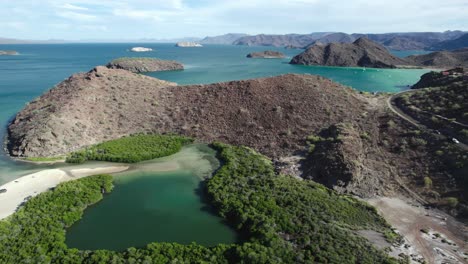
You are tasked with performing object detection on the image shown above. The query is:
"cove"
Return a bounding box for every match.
[65,144,238,251]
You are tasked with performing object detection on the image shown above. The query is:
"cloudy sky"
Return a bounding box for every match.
[1,0,467,40]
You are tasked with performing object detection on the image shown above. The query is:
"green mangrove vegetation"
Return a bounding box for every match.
[0,143,401,263]
[66,134,193,163]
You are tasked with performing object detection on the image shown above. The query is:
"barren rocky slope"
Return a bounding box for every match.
[106,57,183,73]
[290,38,408,68]
[405,48,468,68]
[7,67,368,159]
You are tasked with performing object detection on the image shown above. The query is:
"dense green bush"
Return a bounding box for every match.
[0,143,400,263]
[66,134,193,163]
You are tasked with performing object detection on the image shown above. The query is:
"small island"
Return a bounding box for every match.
[175,42,203,47]
[246,51,285,59]
[130,47,153,52]
[106,57,184,73]
[0,50,19,56]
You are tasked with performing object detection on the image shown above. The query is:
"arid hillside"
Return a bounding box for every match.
[8,67,368,159]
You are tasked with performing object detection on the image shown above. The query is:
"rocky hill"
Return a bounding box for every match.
[7,67,367,159]
[246,51,285,58]
[429,33,468,51]
[412,69,465,89]
[199,33,249,45]
[106,57,183,73]
[290,37,408,68]
[405,48,468,68]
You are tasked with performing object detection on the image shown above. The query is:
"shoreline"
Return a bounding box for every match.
[0,164,129,220]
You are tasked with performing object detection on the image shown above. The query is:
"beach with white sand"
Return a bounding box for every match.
[0,165,129,220]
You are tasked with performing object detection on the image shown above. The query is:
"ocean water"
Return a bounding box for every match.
[0,43,429,181]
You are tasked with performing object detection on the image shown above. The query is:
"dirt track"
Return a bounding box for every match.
[368,197,468,264]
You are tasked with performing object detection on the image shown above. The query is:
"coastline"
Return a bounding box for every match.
[0,164,129,220]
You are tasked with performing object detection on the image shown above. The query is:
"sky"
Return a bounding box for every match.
[0,0,467,40]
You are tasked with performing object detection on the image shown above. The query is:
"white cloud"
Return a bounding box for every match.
[0,0,466,39]
[61,3,89,11]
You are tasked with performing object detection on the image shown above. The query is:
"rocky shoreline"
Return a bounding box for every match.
[106,57,184,73]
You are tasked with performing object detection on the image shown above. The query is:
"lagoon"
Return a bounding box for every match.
[65,144,238,251]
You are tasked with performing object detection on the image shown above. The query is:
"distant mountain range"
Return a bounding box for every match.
[0,37,66,44]
[199,33,249,45]
[428,33,468,51]
[233,31,467,51]
[1,31,467,51]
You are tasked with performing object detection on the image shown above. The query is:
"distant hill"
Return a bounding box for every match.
[405,48,468,68]
[305,33,356,48]
[429,33,468,51]
[0,37,32,44]
[233,32,333,47]
[199,33,249,45]
[0,37,66,44]
[290,37,408,68]
[381,37,427,51]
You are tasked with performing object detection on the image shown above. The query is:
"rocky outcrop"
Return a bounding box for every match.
[290,37,408,68]
[246,51,285,58]
[412,68,465,89]
[405,48,468,68]
[0,50,18,55]
[106,58,183,73]
[7,69,368,158]
[175,42,202,47]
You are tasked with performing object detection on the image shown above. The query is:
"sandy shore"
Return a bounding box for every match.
[0,165,129,220]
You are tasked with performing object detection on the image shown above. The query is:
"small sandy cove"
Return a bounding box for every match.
[0,165,129,220]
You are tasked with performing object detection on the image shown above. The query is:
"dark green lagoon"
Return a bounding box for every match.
[66,144,238,251]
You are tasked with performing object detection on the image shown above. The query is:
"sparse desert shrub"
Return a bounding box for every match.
[444,197,459,208]
[423,177,433,189]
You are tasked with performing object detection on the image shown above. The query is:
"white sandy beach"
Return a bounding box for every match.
[0,165,129,220]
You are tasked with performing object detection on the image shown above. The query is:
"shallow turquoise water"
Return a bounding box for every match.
[66,144,238,251]
[0,43,429,180]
